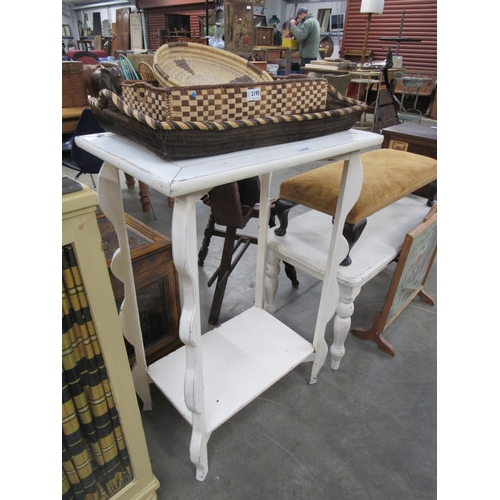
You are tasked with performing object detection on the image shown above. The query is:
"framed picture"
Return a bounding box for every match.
[254,14,267,27]
[164,14,191,36]
[224,1,254,56]
[62,24,72,37]
[351,205,437,356]
[317,9,331,32]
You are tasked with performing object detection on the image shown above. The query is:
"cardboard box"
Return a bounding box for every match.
[282,38,299,50]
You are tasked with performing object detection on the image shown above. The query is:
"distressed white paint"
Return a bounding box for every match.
[76,129,382,480]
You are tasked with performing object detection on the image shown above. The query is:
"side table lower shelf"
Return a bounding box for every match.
[147,306,314,434]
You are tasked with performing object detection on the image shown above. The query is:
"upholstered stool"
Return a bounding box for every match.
[274,148,437,266]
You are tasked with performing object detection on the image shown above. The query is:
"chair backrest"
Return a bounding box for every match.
[323,74,353,96]
[71,51,100,65]
[207,177,261,229]
[138,62,156,81]
[71,109,106,174]
[119,54,139,80]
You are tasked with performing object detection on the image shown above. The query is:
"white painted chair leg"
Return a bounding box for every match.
[264,246,280,313]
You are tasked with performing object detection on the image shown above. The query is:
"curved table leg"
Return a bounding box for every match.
[97,162,152,410]
[310,154,364,383]
[330,284,361,370]
[171,192,210,481]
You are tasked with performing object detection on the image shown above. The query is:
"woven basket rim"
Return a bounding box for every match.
[121,76,327,91]
[92,87,367,132]
[153,42,274,87]
[90,96,363,161]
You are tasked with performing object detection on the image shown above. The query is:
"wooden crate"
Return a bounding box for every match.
[97,211,182,365]
[255,26,275,46]
[62,61,88,108]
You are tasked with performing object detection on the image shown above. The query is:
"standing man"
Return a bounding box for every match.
[289,7,320,72]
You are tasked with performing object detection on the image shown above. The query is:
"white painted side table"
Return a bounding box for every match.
[76,129,382,481]
[264,194,431,369]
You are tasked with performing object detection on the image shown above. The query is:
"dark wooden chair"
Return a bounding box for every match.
[198,179,297,325]
[63,109,157,219]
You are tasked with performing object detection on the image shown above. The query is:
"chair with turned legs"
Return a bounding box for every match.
[265,148,437,368]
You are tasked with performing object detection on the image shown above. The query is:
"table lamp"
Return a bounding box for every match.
[360,0,384,67]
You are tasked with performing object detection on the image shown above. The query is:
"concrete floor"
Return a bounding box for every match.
[62,135,437,499]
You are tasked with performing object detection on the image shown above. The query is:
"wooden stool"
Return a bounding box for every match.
[265,148,437,369]
[274,148,437,267]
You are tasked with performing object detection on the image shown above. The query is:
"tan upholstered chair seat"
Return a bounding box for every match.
[279,148,437,225]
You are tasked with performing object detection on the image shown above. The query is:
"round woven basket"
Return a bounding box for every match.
[153,42,274,87]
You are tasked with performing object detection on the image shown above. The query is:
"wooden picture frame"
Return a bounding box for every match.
[62,24,72,37]
[317,9,332,32]
[224,1,254,56]
[352,205,437,356]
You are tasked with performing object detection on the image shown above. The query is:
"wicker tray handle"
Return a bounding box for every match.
[93,90,162,130]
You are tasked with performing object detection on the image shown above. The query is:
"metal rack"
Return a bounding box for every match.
[393,70,434,123]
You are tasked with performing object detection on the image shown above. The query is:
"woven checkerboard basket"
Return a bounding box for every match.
[90,85,368,161]
[121,78,330,122]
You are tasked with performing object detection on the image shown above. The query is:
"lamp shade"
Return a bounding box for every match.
[360,0,384,14]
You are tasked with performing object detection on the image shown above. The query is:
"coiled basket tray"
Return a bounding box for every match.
[153,42,274,87]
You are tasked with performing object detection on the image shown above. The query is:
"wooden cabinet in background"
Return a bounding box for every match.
[113,7,130,58]
[382,121,437,204]
[381,121,437,159]
[97,211,182,365]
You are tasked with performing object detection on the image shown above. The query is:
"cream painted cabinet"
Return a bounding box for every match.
[62,184,159,500]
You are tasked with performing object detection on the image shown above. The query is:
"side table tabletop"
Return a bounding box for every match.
[76,129,383,481]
